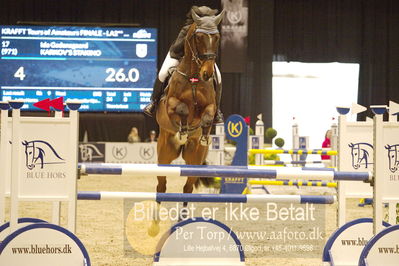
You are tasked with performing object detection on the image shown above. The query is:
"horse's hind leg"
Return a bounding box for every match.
[200,104,216,146]
[174,101,189,145]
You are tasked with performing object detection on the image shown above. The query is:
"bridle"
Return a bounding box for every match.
[185,27,219,70]
[176,25,219,113]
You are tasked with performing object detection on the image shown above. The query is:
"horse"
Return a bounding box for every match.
[348,142,373,169]
[149,10,224,236]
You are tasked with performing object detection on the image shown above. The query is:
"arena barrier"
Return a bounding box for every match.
[78,122,226,166]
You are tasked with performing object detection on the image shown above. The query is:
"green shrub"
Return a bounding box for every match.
[248,127,254,135]
[264,153,279,161]
[274,137,285,148]
[248,153,255,165]
[265,128,277,143]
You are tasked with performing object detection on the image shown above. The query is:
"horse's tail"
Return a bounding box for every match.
[194,161,217,188]
[195,177,217,188]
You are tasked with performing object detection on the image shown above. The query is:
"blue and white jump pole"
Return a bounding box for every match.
[79,163,371,182]
[77,191,335,204]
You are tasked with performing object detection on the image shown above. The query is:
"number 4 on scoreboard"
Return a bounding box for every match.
[14,66,26,81]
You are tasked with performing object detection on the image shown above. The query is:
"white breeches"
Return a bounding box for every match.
[158,52,222,84]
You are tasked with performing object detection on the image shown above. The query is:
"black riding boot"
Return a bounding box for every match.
[213,81,224,124]
[143,78,164,117]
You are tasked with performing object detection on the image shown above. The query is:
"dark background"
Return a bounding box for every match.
[1,0,398,141]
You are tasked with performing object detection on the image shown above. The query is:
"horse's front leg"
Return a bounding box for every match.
[200,104,216,146]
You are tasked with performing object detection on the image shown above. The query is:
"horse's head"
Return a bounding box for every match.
[188,9,225,81]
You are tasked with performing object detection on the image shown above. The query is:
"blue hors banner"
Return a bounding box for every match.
[0,25,157,112]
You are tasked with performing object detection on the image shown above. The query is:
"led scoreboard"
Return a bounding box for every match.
[0,25,157,111]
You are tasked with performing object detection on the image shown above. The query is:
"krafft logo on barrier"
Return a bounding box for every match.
[139,146,155,160]
[22,140,65,170]
[348,142,373,169]
[78,143,105,162]
[385,144,399,173]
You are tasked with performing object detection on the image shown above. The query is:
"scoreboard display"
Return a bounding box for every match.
[0,25,157,112]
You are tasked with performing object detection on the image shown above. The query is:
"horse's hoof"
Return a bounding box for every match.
[175,132,188,145]
[147,221,160,237]
[200,136,211,146]
[178,207,189,222]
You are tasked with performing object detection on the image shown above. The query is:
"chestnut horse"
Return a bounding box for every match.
[149,10,224,234]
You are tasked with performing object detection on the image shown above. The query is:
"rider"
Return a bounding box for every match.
[143,6,224,124]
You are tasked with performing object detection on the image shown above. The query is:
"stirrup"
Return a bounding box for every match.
[143,102,156,117]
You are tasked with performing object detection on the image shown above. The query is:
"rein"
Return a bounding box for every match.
[176,69,200,109]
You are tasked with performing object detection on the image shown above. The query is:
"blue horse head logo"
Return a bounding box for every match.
[22,140,65,170]
[348,142,373,169]
[385,144,399,173]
